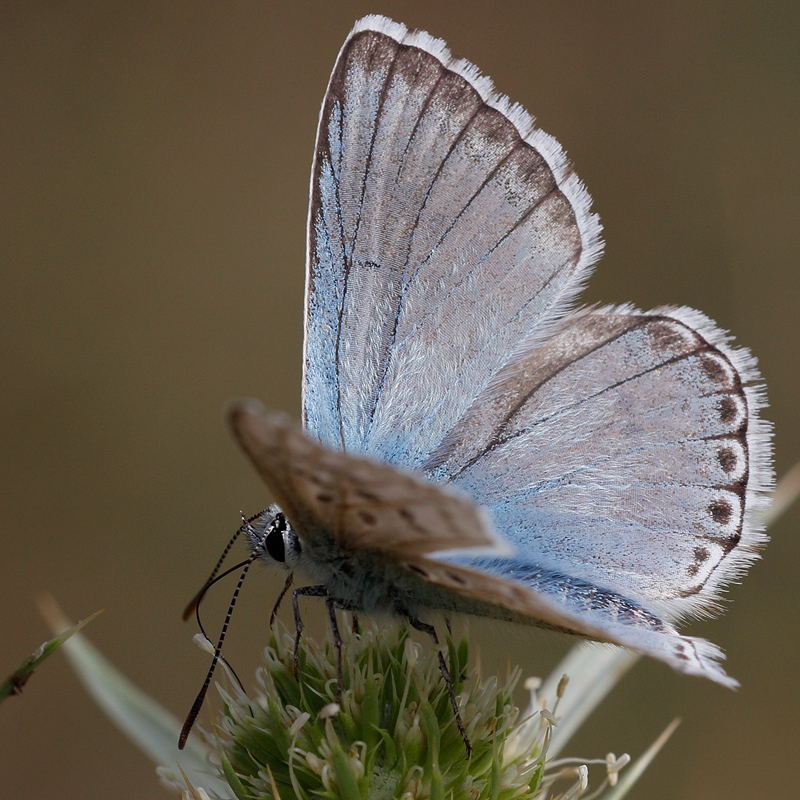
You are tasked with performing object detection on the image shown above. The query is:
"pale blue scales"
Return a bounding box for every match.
[234,15,773,689]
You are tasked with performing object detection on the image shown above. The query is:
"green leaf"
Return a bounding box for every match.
[331,736,362,800]
[0,607,102,705]
[221,750,253,800]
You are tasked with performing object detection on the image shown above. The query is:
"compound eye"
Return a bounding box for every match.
[264,524,286,563]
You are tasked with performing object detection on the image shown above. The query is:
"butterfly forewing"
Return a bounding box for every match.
[227,400,510,561]
[304,20,602,468]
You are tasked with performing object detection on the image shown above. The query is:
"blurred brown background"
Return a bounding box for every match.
[2,1,798,798]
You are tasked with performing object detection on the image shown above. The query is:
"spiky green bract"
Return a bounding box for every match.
[214,623,554,800]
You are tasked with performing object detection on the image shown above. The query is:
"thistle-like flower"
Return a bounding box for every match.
[163,622,648,800]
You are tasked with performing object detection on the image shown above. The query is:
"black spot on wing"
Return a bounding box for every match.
[708,498,733,526]
[358,510,377,526]
[717,445,738,474]
[718,395,739,425]
[407,563,429,578]
[446,570,467,585]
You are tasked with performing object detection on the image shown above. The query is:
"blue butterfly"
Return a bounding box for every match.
[183,16,773,748]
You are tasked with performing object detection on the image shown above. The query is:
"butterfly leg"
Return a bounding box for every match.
[291,585,328,681]
[442,617,467,681]
[269,571,294,627]
[405,613,472,758]
[351,613,360,635]
[325,597,344,702]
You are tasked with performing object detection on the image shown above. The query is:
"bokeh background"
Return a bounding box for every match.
[2,1,798,798]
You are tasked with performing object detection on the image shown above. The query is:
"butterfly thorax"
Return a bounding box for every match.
[245,505,419,615]
[245,505,527,621]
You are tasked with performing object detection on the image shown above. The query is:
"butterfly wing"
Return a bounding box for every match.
[303,16,602,468]
[227,400,510,561]
[228,399,748,687]
[424,307,773,624]
[387,555,740,687]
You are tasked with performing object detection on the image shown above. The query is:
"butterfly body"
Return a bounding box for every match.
[245,506,425,617]
[250,504,675,645]
[226,15,772,688]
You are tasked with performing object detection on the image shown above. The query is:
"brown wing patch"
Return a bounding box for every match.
[227,399,506,560]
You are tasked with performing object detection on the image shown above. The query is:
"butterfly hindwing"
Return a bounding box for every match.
[425,307,771,622]
[228,401,743,687]
[396,556,738,687]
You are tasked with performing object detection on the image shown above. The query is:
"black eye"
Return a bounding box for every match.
[265,524,286,562]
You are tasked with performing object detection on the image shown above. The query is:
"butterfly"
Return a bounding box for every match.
[180,14,773,750]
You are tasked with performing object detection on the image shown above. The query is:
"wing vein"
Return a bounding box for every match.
[361,91,491,444]
[447,331,741,481]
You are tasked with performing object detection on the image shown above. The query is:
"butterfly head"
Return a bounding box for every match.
[245,505,301,570]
